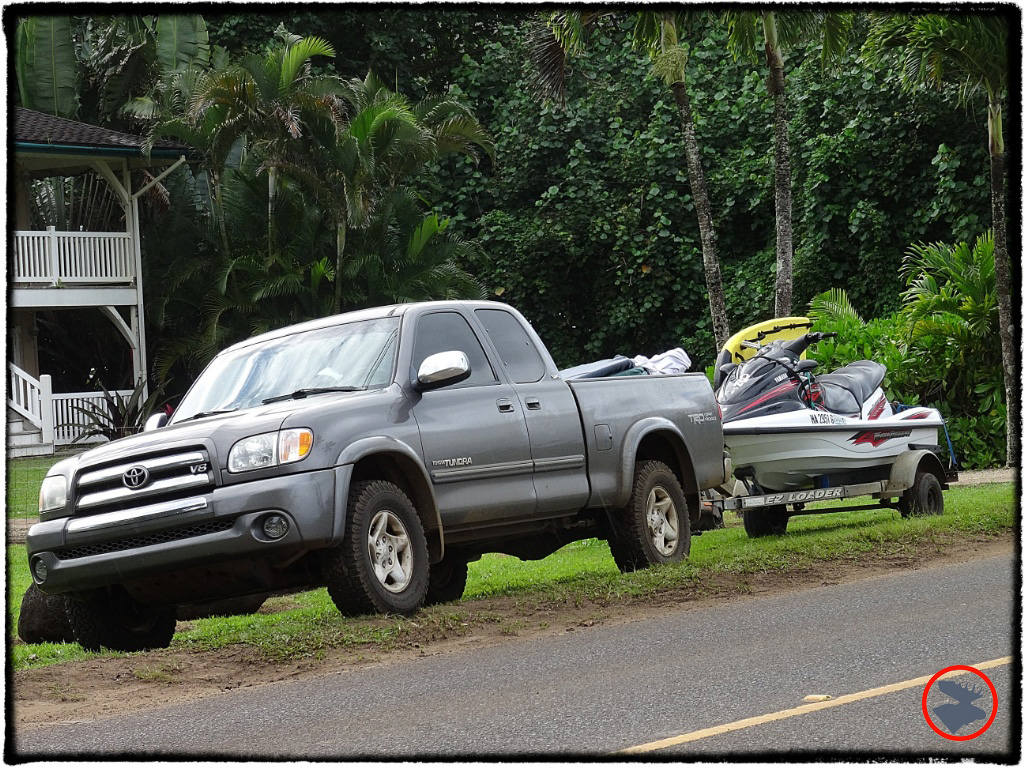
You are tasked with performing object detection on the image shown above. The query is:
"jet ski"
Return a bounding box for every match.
[712,318,950,493]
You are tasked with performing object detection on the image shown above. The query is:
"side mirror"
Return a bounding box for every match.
[415,351,471,391]
[144,412,169,432]
[795,359,819,373]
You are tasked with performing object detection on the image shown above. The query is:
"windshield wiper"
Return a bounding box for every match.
[262,386,364,404]
[177,408,238,423]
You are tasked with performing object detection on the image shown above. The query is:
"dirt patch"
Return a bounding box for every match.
[11,533,1014,730]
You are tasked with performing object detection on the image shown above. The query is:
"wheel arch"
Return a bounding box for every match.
[619,420,700,523]
[888,449,947,493]
[337,438,444,563]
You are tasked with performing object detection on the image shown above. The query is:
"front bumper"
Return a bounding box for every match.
[26,466,351,597]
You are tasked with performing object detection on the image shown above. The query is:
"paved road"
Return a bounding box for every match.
[13,552,1017,760]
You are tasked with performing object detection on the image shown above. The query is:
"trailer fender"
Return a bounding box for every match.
[887,450,947,493]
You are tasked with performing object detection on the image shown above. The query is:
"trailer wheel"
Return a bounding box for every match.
[424,553,469,606]
[743,505,789,538]
[898,471,944,518]
[610,460,691,572]
[65,586,176,652]
[321,480,429,617]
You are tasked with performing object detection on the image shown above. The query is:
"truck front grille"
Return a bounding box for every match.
[73,448,215,517]
[54,518,236,560]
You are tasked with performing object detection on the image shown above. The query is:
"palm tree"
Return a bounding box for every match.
[535,11,731,348]
[284,72,494,312]
[864,13,1016,467]
[724,11,853,318]
[190,25,346,259]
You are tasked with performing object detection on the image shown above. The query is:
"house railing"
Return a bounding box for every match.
[52,390,134,446]
[13,227,134,286]
[7,362,132,446]
[7,363,53,444]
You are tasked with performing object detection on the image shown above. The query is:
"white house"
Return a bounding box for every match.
[9,107,192,456]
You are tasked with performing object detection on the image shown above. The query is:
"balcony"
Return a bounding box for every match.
[11,228,139,309]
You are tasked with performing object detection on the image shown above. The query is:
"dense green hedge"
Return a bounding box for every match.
[426,16,990,369]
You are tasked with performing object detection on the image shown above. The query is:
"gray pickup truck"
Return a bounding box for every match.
[27,301,725,651]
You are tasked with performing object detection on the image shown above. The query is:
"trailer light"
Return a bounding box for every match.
[262,514,289,540]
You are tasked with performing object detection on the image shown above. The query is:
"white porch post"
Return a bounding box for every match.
[46,226,59,285]
[40,373,55,445]
[128,174,149,400]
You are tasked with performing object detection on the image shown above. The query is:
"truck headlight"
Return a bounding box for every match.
[228,429,313,473]
[39,475,68,513]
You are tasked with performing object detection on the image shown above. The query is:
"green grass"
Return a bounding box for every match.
[8,483,1016,671]
[6,455,66,518]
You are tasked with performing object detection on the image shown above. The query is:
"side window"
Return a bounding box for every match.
[412,312,497,387]
[475,309,547,384]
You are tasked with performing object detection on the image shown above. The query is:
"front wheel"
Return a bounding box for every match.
[65,586,176,652]
[609,460,691,572]
[899,470,944,518]
[743,505,789,538]
[321,480,429,616]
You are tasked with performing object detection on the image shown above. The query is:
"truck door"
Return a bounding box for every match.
[474,308,590,517]
[410,310,537,530]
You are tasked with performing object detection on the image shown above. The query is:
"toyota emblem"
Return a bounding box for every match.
[122,466,150,489]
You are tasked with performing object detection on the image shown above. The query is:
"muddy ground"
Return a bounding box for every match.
[11,533,1015,731]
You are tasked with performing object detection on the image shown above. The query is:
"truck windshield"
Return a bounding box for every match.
[172,317,399,422]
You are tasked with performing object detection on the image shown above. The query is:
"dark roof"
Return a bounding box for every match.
[14,107,192,157]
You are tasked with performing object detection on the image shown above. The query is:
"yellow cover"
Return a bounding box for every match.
[721,317,814,363]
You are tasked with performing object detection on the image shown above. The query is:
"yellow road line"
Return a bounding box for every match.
[616,656,1012,754]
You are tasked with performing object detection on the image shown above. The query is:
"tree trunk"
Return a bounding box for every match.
[335,218,347,314]
[988,98,1018,467]
[267,165,277,260]
[669,81,730,349]
[764,12,793,318]
[212,170,231,259]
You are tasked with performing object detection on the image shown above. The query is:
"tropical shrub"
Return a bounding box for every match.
[807,232,1006,468]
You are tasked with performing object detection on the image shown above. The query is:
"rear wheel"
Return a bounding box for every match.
[65,586,176,651]
[424,553,469,606]
[321,480,429,616]
[743,505,789,538]
[609,460,691,572]
[899,471,944,518]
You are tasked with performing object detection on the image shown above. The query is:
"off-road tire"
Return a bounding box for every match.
[65,586,176,652]
[321,480,429,617]
[424,554,469,606]
[743,505,789,538]
[609,460,691,572]
[898,471,944,518]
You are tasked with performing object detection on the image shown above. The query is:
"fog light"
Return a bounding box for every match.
[32,558,47,584]
[262,514,289,540]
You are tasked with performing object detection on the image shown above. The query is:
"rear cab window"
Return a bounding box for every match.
[475,308,547,384]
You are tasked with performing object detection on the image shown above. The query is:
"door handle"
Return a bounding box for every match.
[497,398,515,413]
[525,398,541,410]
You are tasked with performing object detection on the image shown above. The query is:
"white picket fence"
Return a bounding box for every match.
[7,363,133,447]
[13,228,134,285]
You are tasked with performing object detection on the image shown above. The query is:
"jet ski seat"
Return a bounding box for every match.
[814,360,887,415]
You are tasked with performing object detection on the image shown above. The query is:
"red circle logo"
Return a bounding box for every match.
[921,665,998,741]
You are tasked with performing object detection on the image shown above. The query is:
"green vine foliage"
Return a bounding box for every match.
[426,15,990,371]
